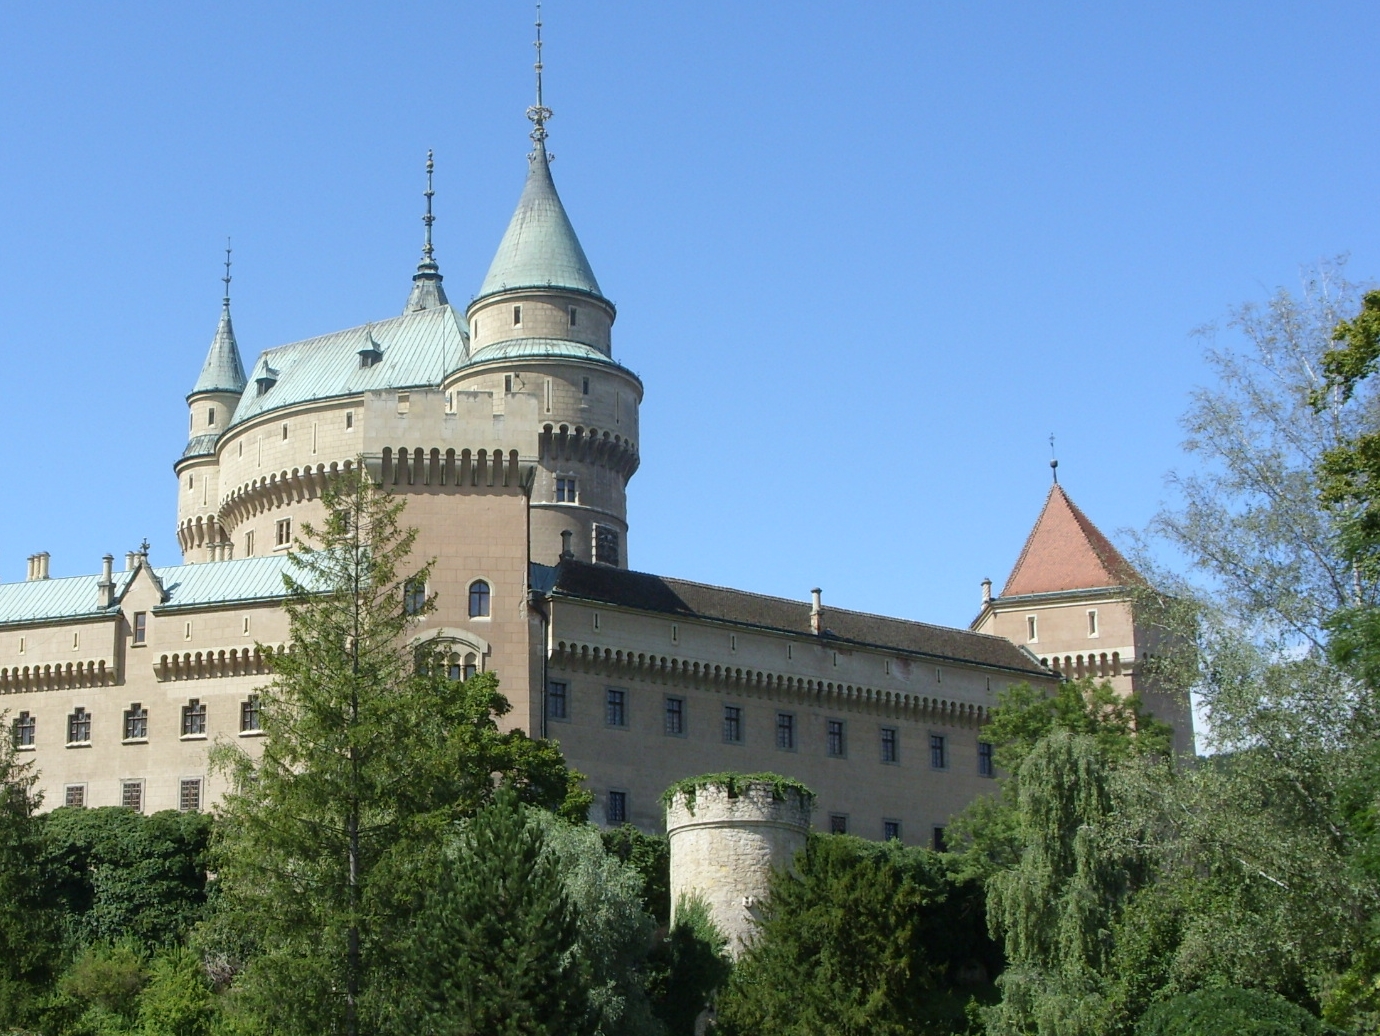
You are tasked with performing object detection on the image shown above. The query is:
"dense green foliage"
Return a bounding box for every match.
[658,772,814,813]
[601,825,671,926]
[645,896,731,1036]
[1136,987,1335,1036]
[715,833,996,1035]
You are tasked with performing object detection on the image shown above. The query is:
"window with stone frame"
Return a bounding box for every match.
[776,712,796,751]
[240,696,261,733]
[722,705,743,744]
[978,740,995,777]
[179,778,203,813]
[555,476,577,503]
[65,785,87,808]
[121,780,144,813]
[826,719,845,758]
[606,689,627,728]
[133,612,148,645]
[403,578,427,616]
[883,819,902,842]
[13,711,35,748]
[606,790,627,826]
[468,580,491,618]
[880,726,898,764]
[67,708,91,745]
[665,696,685,736]
[930,733,947,770]
[593,525,620,567]
[548,681,569,721]
[275,518,292,547]
[124,703,148,741]
[181,699,207,737]
[829,814,848,835]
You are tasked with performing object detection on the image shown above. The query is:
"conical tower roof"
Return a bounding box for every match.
[1001,484,1143,597]
[190,302,247,398]
[475,144,603,302]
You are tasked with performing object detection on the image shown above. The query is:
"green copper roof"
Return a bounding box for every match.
[231,304,466,428]
[476,146,603,302]
[0,555,302,626]
[463,336,618,369]
[190,304,248,398]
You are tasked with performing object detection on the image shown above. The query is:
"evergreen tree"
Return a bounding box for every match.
[208,467,590,1036]
[0,710,62,1030]
[389,790,594,1036]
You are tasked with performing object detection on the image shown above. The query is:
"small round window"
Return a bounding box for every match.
[468,580,491,618]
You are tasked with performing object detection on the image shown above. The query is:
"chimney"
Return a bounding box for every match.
[810,588,823,635]
[98,555,115,608]
[981,577,993,605]
[125,552,138,571]
[560,529,574,561]
[32,552,50,580]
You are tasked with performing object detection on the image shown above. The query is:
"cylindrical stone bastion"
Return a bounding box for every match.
[665,775,813,957]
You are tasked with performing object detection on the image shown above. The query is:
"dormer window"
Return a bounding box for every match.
[512,305,522,327]
[359,345,382,369]
[255,365,278,397]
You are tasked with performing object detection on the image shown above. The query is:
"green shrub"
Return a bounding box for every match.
[1136,987,1332,1036]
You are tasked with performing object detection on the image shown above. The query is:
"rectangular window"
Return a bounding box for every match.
[512,305,522,326]
[978,740,995,777]
[504,374,513,393]
[208,406,216,426]
[240,696,261,733]
[281,422,288,441]
[121,780,144,813]
[829,814,848,835]
[933,826,948,852]
[593,524,620,567]
[1027,615,1038,642]
[556,477,577,503]
[883,819,902,841]
[124,703,148,741]
[569,306,578,327]
[133,612,147,645]
[880,726,898,764]
[723,705,743,744]
[1088,609,1099,636]
[607,790,627,826]
[930,733,947,770]
[276,519,291,547]
[64,784,87,808]
[397,392,410,414]
[13,711,35,748]
[547,681,569,720]
[605,689,627,728]
[184,621,192,641]
[665,696,685,736]
[827,719,845,758]
[179,778,203,813]
[182,699,207,737]
[67,708,91,745]
[776,712,795,751]
[346,410,354,430]
[245,530,255,556]
[582,376,590,396]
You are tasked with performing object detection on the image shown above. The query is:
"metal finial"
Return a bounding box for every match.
[526,4,552,148]
[422,149,436,262]
[222,239,232,308]
[1049,433,1059,484]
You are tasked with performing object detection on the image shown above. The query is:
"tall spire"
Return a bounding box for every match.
[475,10,603,302]
[190,242,248,398]
[527,4,551,154]
[404,149,450,314]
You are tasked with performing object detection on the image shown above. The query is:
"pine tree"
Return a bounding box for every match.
[209,467,590,1036]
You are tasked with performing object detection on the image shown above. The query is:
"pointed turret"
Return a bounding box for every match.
[1001,484,1143,597]
[404,149,451,314]
[191,301,247,397]
[475,143,603,302]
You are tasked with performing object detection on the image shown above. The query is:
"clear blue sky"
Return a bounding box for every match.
[0,2,1375,630]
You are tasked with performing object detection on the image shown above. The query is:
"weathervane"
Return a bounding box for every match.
[422,149,436,262]
[1049,433,1059,484]
[527,4,553,150]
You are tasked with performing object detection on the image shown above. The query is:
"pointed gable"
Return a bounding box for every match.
[1001,485,1143,597]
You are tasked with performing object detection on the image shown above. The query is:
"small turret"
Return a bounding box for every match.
[185,246,247,453]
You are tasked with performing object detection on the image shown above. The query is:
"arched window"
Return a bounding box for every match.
[468,580,491,618]
[404,579,427,616]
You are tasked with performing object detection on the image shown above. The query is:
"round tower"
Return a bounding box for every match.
[174,250,246,562]
[449,38,641,568]
[665,776,813,957]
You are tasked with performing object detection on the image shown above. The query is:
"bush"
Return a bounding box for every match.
[1136,987,1333,1036]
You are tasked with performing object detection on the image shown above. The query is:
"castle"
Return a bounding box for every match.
[0,54,1189,840]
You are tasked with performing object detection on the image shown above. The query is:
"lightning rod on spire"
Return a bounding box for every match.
[527,4,552,149]
[422,149,436,262]
[1049,433,1059,484]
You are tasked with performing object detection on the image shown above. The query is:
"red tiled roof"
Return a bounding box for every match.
[1001,484,1143,597]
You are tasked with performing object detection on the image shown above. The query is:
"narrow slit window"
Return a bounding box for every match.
[569,306,578,327]
[512,305,522,326]
[1088,609,1098,636]
[1027,615,1038,642]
